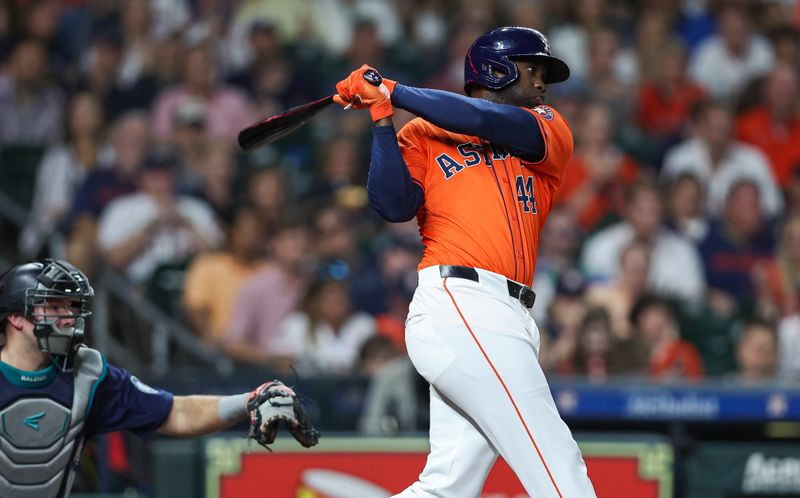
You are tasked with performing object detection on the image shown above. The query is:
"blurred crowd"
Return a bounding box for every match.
[3,0,800,434]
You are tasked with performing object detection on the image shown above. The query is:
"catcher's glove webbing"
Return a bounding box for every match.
[246,380,320,448]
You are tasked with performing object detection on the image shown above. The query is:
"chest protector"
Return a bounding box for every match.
[0,347,105,498]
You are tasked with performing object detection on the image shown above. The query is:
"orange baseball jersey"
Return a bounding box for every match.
[398,105,573,286]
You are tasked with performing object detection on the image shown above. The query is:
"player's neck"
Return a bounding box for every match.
[0,334,50,372]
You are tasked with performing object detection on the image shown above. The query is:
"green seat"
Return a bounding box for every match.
[674,301,738,377]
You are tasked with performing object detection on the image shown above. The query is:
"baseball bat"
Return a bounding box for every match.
[237,69,383,151]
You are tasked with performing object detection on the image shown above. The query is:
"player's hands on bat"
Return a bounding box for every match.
[333,64,396,121]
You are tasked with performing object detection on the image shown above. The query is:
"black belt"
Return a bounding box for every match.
[439,265,536,309]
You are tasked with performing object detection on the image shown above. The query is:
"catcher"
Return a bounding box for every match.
[0,259,319,498]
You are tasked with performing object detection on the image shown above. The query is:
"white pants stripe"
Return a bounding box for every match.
[392,266,596,498]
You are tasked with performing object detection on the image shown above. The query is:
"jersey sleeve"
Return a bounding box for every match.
[396,119,430,189]
[521,106,574,185]
[85,364,174,437]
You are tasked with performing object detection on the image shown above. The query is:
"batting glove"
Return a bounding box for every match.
[334,65,396,121]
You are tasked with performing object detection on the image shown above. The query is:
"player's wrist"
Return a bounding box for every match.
[218,392,249,422]
[370,99,393,121]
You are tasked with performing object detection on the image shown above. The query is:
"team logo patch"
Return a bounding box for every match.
[532,106,554,121]
[131,376,159,395]
[24,412,46,430]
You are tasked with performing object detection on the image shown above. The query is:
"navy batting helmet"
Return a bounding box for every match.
[464,26,570,95]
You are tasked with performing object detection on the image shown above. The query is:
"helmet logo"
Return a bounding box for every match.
[542,38,551,54]
[24,412,46,430]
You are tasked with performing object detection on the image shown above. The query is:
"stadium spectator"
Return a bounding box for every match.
[424,22,487,94]
[699,180,776,316]
[539,269,589,374]
[312,205,363,278]
[688,2,774,101]
[580,180,706,301]
[151,45,253,142]
[18,0,71,75]
[0,38,64,145]
[224,219,313,365]
[759,215,800,317]
[20,91,106,259]
[359,355,429,435]
[168,99,209,195]
[182,205,266,346]
[150,29,186,89]
[271,276,376,375]
[241,165,289,237]
[587,240,652,340]
[735,320,779,385]
[584,26,637,118]
[548,0,612,83]
[117,0,158,92]
[74,30,157,122]
[300,134,364,209]
[227,20,317,118]
[557,101,641,230]
[532,208,583,325]
[734,63,800,188]
[635,38,706,165]
[225,19,285,82]
[96,149,223,284]
[193,139,238,225]
[663,172,709,243]
[634,9,673,84]
[735,26,800,113]
[64,110,150,276]
[321,0,403,57]
[357,334,400,378]
[630,294,705,381]
[661,99,783,217]
[563,307,648,381]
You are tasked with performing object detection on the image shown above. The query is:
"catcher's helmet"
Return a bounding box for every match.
[464,26,570,94]
[0,259,94,370]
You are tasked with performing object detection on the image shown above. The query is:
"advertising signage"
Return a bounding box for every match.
[205,436,672,498]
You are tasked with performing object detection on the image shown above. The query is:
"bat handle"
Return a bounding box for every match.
[344,102,353,110]
[362,69,383,86]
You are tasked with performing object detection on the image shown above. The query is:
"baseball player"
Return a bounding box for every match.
[0,259,318,498]
[335,27,597,497]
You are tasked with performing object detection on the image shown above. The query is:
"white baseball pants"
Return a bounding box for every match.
[393,266,596,498]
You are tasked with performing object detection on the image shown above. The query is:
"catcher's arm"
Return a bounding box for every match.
[158,395,238,436]
[157,381,319,448]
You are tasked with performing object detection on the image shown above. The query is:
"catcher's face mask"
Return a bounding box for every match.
[24,261,94,371]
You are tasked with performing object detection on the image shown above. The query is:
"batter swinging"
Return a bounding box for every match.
[335,26,597,498]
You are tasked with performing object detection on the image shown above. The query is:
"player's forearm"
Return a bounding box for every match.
[391,84,545,159]
[368,125,424,222]
[158,394,245,436]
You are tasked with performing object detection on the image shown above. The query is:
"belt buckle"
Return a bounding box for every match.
[519,287,535,308]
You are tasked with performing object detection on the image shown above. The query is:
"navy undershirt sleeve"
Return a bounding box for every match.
[391,84,546,161]
[369,125,424,222]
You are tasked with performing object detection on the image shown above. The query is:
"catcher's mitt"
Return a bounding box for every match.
[246,380,320,448]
